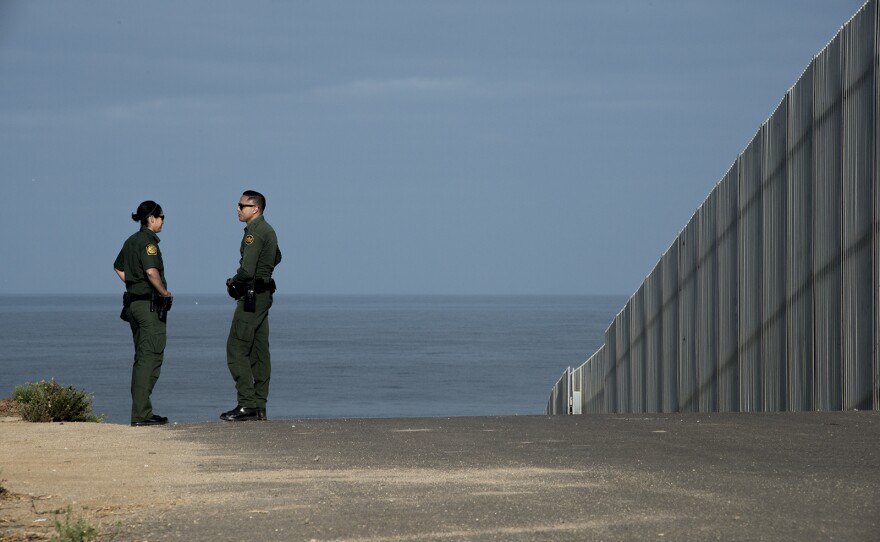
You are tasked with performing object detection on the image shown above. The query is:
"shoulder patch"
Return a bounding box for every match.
[245,234,255,246]
[146,244,158,256]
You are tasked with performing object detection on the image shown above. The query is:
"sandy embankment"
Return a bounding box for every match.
[0,417,208,541]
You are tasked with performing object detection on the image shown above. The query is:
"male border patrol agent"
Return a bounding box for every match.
[114,200,173,427]
[221,190,282,421]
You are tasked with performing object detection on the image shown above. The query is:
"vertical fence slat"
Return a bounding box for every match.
[762,98,789,411]
[615,305,632,413]
[841,0,876,411]
[679,222,698,412]
[697,192,719,412]
[645,264,663,412]
[589,346,605,414]
[787,63,815,412]
[604,320,618,413]
[630,286,646,412]
[813,34,844,411]
[739,132,764,412]
[717,163,740,412]
[874,0,880,412]
[661,243,680,412]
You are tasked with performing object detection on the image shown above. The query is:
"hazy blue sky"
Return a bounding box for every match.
[0,1,865,295]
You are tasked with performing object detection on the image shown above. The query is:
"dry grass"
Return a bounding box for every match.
[0,398,19,418]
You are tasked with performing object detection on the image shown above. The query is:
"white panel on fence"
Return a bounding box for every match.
[571,365,584,415]
[571,362,583,415]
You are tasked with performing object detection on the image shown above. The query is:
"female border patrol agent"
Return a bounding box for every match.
[114,200,173,427]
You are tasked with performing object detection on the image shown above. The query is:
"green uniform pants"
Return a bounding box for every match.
[127,300,166,423]
[226,292,273,409]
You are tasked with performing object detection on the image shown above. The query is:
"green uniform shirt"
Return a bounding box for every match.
[232,215,281,283]
[114,226,166,296]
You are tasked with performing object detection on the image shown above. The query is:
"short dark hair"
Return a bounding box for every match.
[132,200,163,226]
[243,190,266,211]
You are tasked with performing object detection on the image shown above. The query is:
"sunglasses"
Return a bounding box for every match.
[238,203,257,210]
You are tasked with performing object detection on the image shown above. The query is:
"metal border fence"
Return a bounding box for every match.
[548,0,880,415]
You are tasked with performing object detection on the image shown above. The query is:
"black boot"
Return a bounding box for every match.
[131,414,169,427]
[220,406,259,421]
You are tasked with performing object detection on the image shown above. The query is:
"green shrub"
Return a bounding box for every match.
[51,506,99,542]
[13,380,103,423]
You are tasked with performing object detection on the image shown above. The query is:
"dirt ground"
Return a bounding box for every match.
[0,417,209,541]
[2,412,878,542]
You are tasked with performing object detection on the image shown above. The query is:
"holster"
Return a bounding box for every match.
[231,278,276,312]
[120,291,154,322]
[150,291,173,323]
[120,292,131,322]
[244,284,256,312]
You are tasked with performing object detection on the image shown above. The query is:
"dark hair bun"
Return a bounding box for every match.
[132,200,160,223]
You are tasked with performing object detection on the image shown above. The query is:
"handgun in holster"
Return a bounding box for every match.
[151,291,173,322]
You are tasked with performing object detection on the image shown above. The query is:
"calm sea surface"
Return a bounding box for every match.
[0,294,624,425]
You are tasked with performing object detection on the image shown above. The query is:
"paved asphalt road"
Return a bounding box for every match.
[136,412,878,541]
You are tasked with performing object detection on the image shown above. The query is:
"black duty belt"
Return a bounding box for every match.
[255,278,276,294]
[127,292,152,302]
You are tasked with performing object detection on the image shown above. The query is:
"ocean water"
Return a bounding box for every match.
[0,294,624,425]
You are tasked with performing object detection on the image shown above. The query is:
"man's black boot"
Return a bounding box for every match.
[220,406,260,421]
[131,415,169,427]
